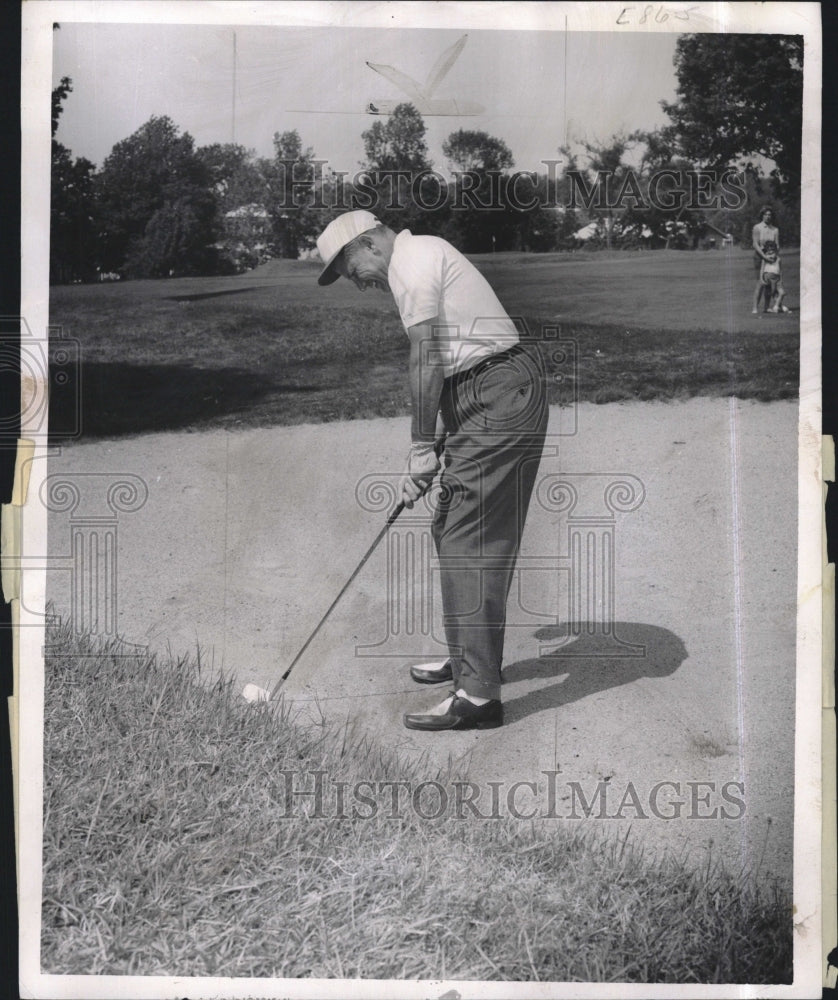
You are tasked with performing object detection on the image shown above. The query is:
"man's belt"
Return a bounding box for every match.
[448,343,528,387]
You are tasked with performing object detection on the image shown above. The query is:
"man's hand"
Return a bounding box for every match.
[399,441,442,508]
[434,410,447,442]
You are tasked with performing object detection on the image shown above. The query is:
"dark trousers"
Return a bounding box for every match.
[432,344,549,700]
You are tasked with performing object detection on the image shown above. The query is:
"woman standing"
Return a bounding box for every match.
[752,206,780,314]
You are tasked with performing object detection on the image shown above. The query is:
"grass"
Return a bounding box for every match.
[42,616,793,982]
[47,249,800,441]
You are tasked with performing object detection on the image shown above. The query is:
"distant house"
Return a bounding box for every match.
[617,223,654,248]
[219,204,272,271]
[572,220,653,249]
[224,203,270,242]
[663,219,690,249]
[572,221,599,243]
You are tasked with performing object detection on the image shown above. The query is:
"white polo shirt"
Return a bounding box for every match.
[387,230,519,377]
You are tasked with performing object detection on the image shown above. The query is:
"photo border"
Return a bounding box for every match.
[16,3,824,997]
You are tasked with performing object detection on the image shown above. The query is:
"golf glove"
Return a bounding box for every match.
[399,441,442,508]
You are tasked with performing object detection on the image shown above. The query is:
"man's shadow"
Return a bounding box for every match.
[500,622,687,725]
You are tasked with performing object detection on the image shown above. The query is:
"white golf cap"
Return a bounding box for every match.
[316,210,380,285]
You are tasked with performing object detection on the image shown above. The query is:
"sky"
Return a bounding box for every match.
[51,20,680,176]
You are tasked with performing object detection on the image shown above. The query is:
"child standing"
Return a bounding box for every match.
[760,242,791,313]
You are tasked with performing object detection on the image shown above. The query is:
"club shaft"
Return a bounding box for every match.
[271,502,405,697]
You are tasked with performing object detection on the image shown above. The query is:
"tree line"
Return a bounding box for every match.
[50,33,802,283]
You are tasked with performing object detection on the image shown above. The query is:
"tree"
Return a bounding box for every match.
[262,130,322,259]
[96,116,218,276]
[51,143,97,282]
[441,129,517,252]
[360,104,444,232]
[197,143,267,211]
[495,171,562,252]
[52,75,72,138]
[560,135,636,250]
[50,76,97,282]
[555,205,582,250]
[622,129,704,249]
[123,191,218,277]
[362,103,431,174]
[442,130,513,174]
[197,143,273,271]
[660,34,803,196]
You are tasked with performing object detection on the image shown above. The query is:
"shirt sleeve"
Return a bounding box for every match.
[389,238,443,329]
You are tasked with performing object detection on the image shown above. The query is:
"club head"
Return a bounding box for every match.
[242,683,271,704]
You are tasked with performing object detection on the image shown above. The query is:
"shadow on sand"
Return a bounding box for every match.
[501,622,687,725]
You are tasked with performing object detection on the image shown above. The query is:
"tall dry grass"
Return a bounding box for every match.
[42,617,792,982]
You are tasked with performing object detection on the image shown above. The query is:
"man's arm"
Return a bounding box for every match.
[407,320,445,442]
[399,320,445,508]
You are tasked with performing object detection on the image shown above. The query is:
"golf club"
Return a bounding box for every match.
[243,438,445,703]
[241,498,406,703]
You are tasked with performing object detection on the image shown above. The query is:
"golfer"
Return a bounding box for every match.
[316,211,548,731]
